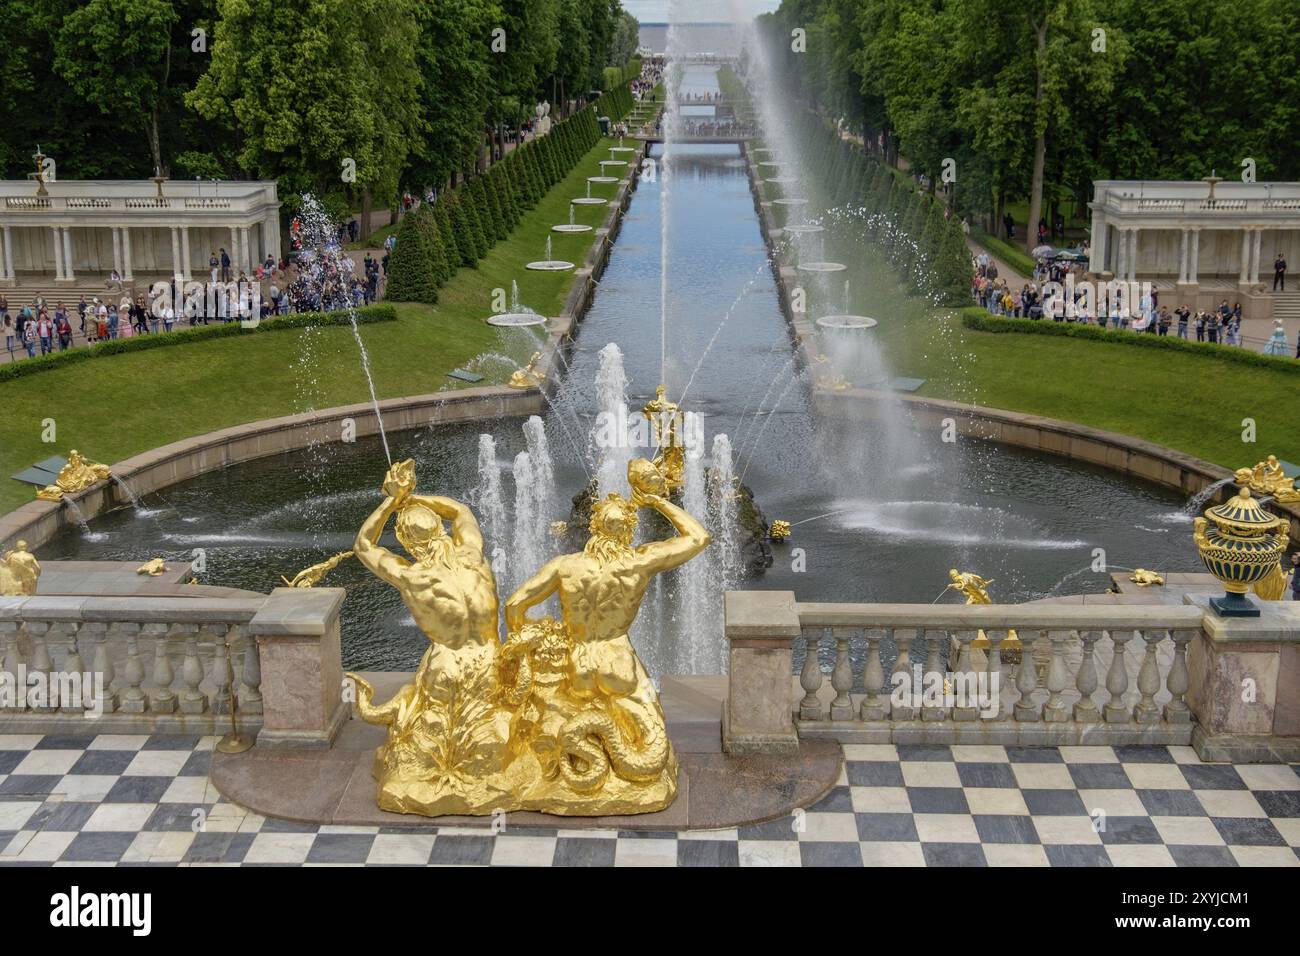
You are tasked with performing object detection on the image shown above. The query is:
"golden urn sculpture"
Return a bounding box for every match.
[1193,477,1289,617]
[344,455,710,817]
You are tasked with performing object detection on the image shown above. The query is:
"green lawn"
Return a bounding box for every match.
[0,136,627,513]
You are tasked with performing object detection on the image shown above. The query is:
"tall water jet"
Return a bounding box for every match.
[594,343,633,498]
[511,451,540,592]
[678,411,714,673]
[523,415,556,545]
[709,433,742,590]
[473,434,509,583]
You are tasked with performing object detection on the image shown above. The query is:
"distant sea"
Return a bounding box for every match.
[637,22,747,55]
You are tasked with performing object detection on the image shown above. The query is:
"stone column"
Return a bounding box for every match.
[240,225,253,274]
[723,590,801,754]
[61,227,75,280]
[1250,228,1263,285]
[229,225,239,278]
[1089,209,1106,274]
[1188,229,1200,284]
[1,225,13,280]
[180,226,192,281]
[121,226,133,281]
[1126,228,1139,281]
[1178,229,1189,284]
[248,587,349,749]
[111,226,122,276]
[51,226,65,280]
[1114,227,1128,282]
[170,226,182,281]
[1239,228,1252,285]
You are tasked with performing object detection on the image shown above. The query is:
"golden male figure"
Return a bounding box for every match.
[346,459,513,815]
[0,540,40,596]
[505,458,710,812]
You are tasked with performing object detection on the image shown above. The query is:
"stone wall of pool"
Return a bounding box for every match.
[740,143,1300,539]
[0,143,648,553]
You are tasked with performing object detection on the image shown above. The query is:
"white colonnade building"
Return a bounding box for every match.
[0,178,281,294]
[1088,179,1300,323]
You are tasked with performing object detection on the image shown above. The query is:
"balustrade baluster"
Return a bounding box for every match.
[1014,629,1043,721]
[60,623,85,714]
[237,628,263,714]
[1133,629,1163,724]
[1073,631,1101,722]
[1104,630,1134,723]
[0,623,23,711]
[799,629,824,721]
[92,624,119,714]
[1164,630,1193,723]
[921,630,946,721]
[179,629,207,715]
[860,629,888,720]
[830,628,854,720]
[120,629,147,714]
[29,623,55,711]
[149,625,178,713]
[983,630,1003,720]
[889,629,914,720]
[951,632,979,721]
[1043,630,1072,722]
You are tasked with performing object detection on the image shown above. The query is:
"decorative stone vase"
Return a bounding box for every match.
[1193,483,1289,617]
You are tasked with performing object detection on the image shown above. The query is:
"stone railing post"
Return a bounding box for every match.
[723,590,800,755]
[248,587,348,749]
[1185,595,1300,762]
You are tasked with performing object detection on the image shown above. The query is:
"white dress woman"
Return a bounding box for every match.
[1263,319,1289,356]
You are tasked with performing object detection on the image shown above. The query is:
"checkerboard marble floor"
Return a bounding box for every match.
[1,735,1298,866]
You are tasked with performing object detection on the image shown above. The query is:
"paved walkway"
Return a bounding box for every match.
[1,733,1296,866]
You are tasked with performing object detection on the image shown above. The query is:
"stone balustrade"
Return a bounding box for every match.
[0,587,347,748]
[725,591,1300,762]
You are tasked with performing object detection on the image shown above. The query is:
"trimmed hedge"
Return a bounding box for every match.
[960,309,1300,375]
[384,73,622,304]
[0,304,398,383]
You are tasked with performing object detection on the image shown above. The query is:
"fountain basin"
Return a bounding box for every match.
[571,197,608,206]
[525,260,575,272]
[486,312,549,327]
[608,146,637,154]
[783,224,824,235]
[551,224,594,234]
[766,177,798,185]
[797,261,848,273]
[773,198,808,206]
[600,160,628,168]
[816,315,879,330]
[587,176,619,184]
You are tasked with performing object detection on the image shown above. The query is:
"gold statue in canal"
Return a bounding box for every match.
[947,569,1020,653]
[36,450,113,501]
[0,540,40,596]
[281,551,353,588]
[508,352,546,390]
[345,455,709,817]
[1240,457,1300,503]
[642,384,684,492]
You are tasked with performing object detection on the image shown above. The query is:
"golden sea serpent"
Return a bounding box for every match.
[559,701,669,792]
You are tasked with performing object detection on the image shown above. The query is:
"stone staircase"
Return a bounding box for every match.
[1272,291,1300,322]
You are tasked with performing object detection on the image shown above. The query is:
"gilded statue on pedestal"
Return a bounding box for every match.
[0,540,40,596]
[946,568,1020,653]
[345,456,710,817]
[35,450,113,502]
[642,385,684,492]
[1240,457,1300,504]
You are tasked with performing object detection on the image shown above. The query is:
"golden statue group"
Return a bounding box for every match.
[345,454,710,817]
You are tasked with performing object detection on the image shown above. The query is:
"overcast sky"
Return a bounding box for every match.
[622,0,780,23]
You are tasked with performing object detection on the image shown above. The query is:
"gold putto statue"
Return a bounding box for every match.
[35,450,113,502]
[281,551,353,588]
[0,540,40,596]
[345,456,710,817]
[947,568,1020,652]
[136,558,168,577]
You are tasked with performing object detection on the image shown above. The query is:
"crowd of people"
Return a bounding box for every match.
[1,241,387,361]
[971,250,1300,357]
[631,58,663,100]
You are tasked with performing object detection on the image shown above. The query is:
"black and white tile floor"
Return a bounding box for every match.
[1,735,1297,866]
